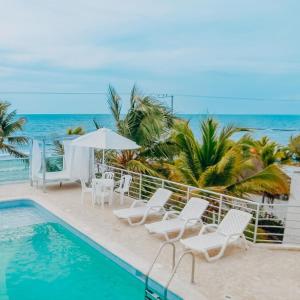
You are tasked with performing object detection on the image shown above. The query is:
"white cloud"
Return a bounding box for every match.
[0,0,299,75]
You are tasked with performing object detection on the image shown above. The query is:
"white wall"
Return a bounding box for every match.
[283,168,300,245]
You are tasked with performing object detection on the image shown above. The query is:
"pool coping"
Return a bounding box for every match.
[0,196,205,300]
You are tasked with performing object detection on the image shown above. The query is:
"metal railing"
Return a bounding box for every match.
[0,156,63,184]
[0,157,30,183]
[2,156,300,245]
[103,164,300,245]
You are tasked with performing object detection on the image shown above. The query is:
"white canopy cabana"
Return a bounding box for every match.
[71,128,140,164]
[30,139,90,192]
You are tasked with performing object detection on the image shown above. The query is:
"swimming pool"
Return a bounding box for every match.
[0,199,181,300]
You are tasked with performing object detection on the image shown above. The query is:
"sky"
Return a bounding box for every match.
[0,0,300,114]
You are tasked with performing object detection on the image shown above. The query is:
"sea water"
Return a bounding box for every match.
[17,114,300,145]
[2,114,300,183]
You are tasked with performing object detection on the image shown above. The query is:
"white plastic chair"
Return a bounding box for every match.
[102,172,114,179]
[113,188,172,226]
[180,209,252,262]
[93,180,113,208]
[115,175,132,205]
[145,197,209,242]
[80,177,93,204]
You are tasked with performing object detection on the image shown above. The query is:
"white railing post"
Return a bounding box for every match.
[218,195,223,224]
[29,138,33,186]
[253,203,260,243]
[42,138,46,193]
[161,179,165,188]
[139,173,142,200]
[187,186,190,200]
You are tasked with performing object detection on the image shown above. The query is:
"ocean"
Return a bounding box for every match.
[17,114,300,146]
[2,113,300,160]
[1,114,300,183]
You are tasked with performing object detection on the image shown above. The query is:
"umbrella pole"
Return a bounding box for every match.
[102,149,105,165]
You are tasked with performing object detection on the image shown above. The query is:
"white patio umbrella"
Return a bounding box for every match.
[71,128,140,164]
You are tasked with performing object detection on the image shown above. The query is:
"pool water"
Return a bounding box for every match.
[0,200,180,300]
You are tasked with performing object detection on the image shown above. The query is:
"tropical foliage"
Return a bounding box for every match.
[165,118,289,197]
[240,135,291,166]
[0,101,28,158]
[102,86,290,198]
[66,126,85,135]
[106,85,177,175]
[53,126,85,156]
[288,135,300,161]
[50,126,86,171]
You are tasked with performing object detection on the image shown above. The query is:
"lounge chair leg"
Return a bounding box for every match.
[127,214,148,226]
[203,243,228,262]
[163,227,185,242]
[241,234,249,250]
[101,195,104,209]
[163,232,171,241]
[120,192,124,205]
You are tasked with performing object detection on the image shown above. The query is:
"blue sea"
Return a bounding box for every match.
[1,114,300,183]
[2,113,300,160]
[17,114,300,146]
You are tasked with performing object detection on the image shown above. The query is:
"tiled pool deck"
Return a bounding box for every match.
[1,182,300,300]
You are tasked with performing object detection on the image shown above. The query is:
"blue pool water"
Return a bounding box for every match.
[0,200,180,300]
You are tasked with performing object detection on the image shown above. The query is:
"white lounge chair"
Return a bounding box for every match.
[114,175,132,205]
[180,209,252,262]
[145,197,209,242]
[113,188,172,226]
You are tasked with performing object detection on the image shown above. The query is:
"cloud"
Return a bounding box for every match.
[0,0,299,75]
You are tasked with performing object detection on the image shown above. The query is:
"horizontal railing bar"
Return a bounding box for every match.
[105,164,257,205]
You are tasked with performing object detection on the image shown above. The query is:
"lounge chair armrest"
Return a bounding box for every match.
[185,217,202,225]
[148,205,166,213]
[199,223,218,235]
[227,232,243,239]
[130,200,147,208]
[163,210,180,220]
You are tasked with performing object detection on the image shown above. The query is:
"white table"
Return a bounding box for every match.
[92,178,115,207]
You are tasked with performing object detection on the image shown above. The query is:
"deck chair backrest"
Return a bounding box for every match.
[146,188,172,208]
[180,197,209,221]
[217,209,252,236]
[102,172,114,179]
[120,175,132,193]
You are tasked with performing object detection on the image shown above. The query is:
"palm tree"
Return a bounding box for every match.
[51,126,86,171]
[52,126,85,156]
[239,135,281,167]
[0,102,28,158]
[167,118,289,197]
[106,85,177,175]
[288,135,300,161]
[66,126,85,135]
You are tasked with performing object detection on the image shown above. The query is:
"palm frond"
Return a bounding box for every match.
[226,164,289,197]
[0,102,27,158]
[93,119,102,129]
[107,84,122,129]
[7,136,29,145]
[1,143,27,158]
